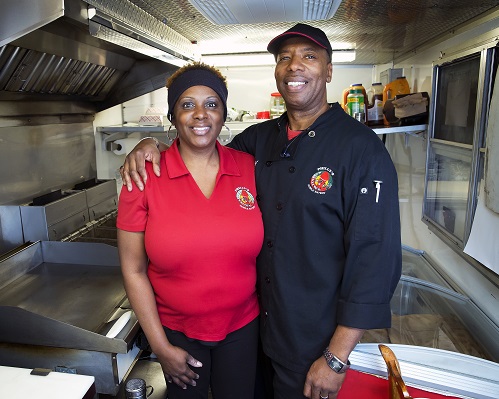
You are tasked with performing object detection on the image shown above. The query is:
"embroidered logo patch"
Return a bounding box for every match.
[235,187,256,210]
[308,167,334,194]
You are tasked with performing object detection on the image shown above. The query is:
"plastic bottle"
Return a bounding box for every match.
[347,89,365,123]
[367,83,384,126]
[270,92,285,119]
[342,83,367,112]
[341,86,352,110]
[382,77,410,126]
[383,76,410,103]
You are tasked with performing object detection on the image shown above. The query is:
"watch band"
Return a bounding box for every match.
[323,348,351,373]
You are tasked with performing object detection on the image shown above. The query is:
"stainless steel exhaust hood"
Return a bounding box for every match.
[0,0,198,111]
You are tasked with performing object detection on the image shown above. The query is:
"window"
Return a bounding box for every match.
[423,46,497,248]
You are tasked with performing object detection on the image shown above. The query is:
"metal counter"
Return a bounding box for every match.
[0,241,140,396]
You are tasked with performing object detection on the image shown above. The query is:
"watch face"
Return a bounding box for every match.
[332,359,343,372]
[328,358,348,373]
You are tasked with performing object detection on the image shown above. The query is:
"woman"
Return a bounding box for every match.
[117,62,263,399]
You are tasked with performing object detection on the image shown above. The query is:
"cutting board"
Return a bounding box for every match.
[0,366,95,399]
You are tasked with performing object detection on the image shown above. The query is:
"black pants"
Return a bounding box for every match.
[271,361,308,399]
[164,317,259,399]
[254,352,309,399]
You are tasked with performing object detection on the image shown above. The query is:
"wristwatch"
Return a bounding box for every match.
[323,348,351,373]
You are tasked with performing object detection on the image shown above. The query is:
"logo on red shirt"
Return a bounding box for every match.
[308,167,334,194]
[235,187,256,210]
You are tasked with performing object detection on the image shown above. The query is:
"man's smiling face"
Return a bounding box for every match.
[274,36,332,113]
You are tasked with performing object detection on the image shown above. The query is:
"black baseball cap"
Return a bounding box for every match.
[267,23,332,59]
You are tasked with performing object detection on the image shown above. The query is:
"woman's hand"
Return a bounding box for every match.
[157,345,203,389]
[120,138,164,192]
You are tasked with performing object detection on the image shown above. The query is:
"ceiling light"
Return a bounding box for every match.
[331,50,356,63]
[202,50,356,67]
[188,0,343,25]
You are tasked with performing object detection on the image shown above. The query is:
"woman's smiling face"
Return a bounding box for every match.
[173,85,224,150]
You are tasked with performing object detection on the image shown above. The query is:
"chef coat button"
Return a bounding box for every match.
[276,202,283,210]
[289,166,295,173]
[267,240,273,248]
[308,130,316,137]
[265,277,270,283]
[265,311,268,317]
[266,161,272,167]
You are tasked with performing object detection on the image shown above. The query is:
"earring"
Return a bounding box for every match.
[218,124,233,144]
[167,125,178,143]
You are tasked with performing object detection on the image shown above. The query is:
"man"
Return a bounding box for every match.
[121,23,402,399]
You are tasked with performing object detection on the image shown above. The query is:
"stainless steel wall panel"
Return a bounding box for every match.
[0,122,96,206]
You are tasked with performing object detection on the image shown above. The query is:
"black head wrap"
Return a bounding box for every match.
[167,68,228,121]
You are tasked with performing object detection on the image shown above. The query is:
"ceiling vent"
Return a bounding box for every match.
[86,0,198,65]
[188,0,343,25]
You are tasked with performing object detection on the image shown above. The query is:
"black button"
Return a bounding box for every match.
[266,161,272,166]
[276,203,283,210]
[267,240,273,248]
[289,166,296,173]
[265,277,270,283]
[256,195,261,201]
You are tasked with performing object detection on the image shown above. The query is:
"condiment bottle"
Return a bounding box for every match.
[367,83,384,126]
[342,83,367,112]
[347,89,366,123]
[383,76,410,102]
[382,77,410,126]
[270,92,286,119]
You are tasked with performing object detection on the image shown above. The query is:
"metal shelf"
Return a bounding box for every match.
[373,124,427,136]
[97,125,168,149]
[96,124,428,147]
[97,125,168,134]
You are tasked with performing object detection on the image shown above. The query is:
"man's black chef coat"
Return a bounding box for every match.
[229,103,402,373]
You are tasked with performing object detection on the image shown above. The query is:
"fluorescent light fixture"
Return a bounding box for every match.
[188,0,343,24]
[331,50,356,63]
[202,50,356,67]
[202,53,275,67]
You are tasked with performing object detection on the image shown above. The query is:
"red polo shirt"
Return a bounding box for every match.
[117,140,263,341]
